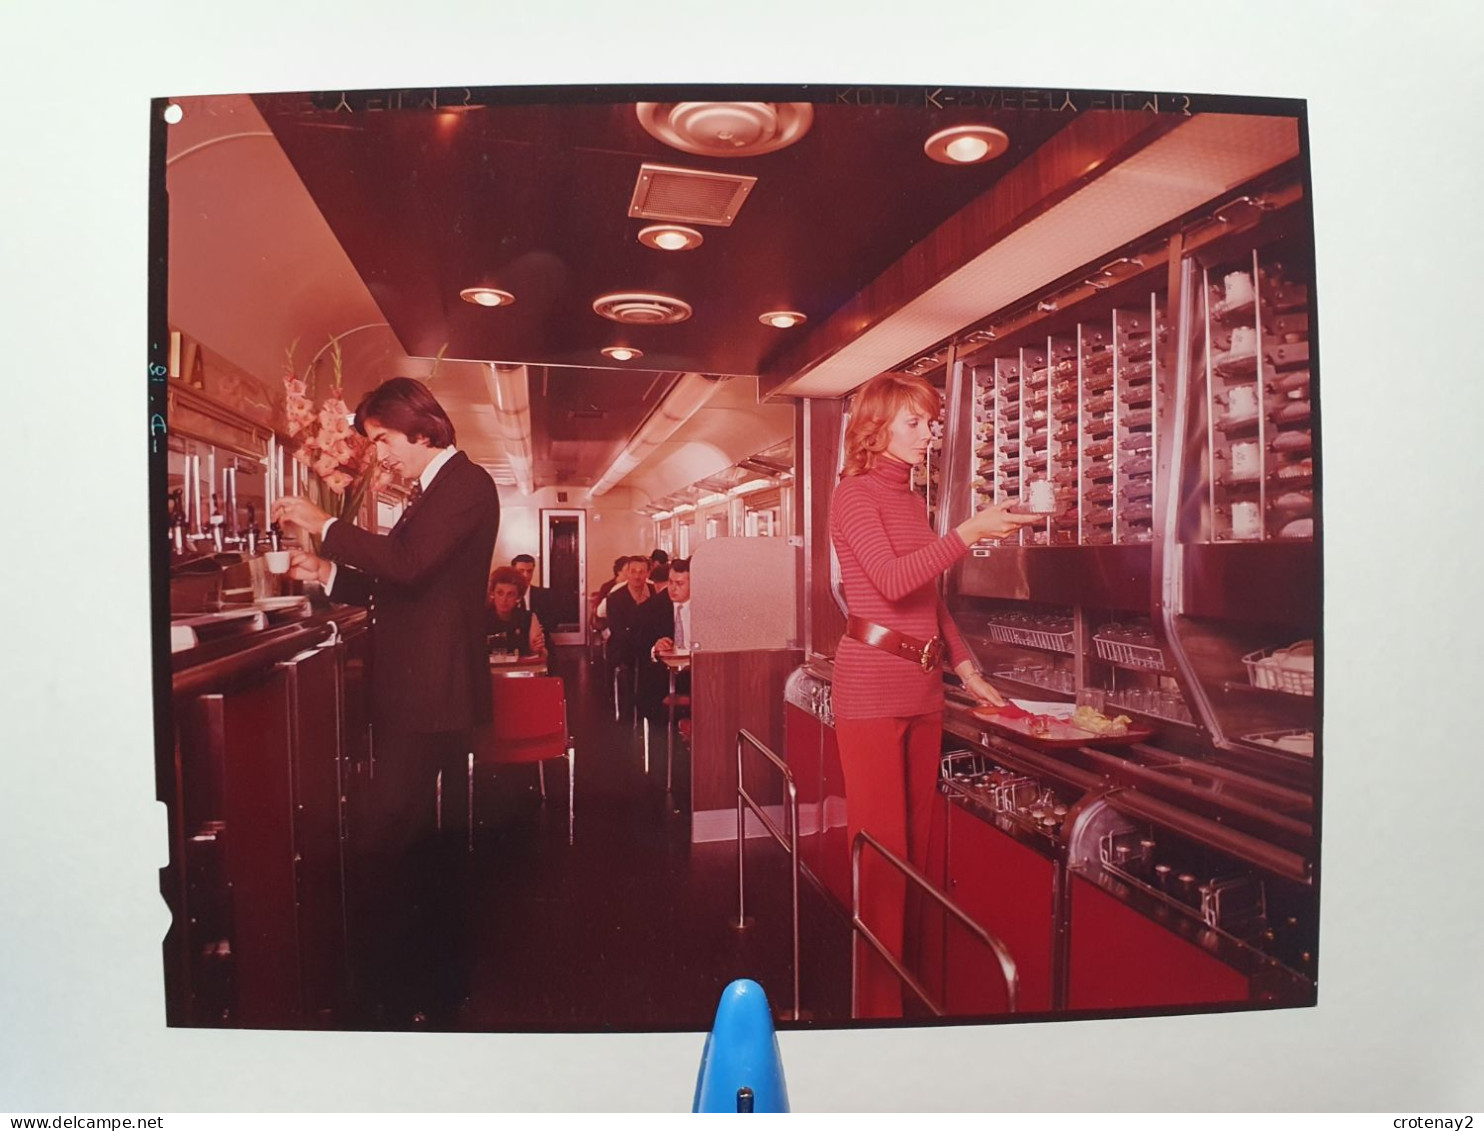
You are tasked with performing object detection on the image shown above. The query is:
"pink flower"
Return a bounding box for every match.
[324,471,353,495]
[285,378,306,397]
[313,452,340,479]
[292,447,314,467]
[328,438,354,466]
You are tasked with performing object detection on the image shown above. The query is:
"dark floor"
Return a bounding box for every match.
[425,645,855,1032]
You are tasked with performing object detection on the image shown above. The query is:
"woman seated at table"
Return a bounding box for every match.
[486,566,548,665]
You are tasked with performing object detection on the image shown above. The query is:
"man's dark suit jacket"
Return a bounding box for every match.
[634,591,690,720]
[524,584,555,633]
[604,583,655,667]
[322,450,500,733]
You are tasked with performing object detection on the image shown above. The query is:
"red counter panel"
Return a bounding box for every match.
[1067,874,1250,1011]
[943,803,1055,1015]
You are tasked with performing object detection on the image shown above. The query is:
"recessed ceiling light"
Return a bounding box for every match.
[759,310,807,329]
[460,286,515,307]
[924,125,1010,165]
[593,292,693,325]
[602,346,644,362]
[638,224,704,252]
[636,102,815,158]
[163,103,184,124]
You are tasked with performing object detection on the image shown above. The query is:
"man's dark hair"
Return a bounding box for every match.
[353,377,456,448]
[612,556,628,576]
[649,549,670,566]
[649,564,670,584]
[511,554,536,567]
[669,558,690,575]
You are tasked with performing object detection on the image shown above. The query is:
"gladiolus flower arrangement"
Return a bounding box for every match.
[281,338,381,527]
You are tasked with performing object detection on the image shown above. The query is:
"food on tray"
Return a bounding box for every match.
[1272,430,1312,453]
[1273,732,1314,755]
[1071,706,1134,736]
[1271,490,1313,514]
[1279,517,1314,539]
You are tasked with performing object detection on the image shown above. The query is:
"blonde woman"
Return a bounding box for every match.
[829,371,1037,1017]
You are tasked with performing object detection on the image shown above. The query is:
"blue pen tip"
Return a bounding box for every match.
[692,979,790,1113]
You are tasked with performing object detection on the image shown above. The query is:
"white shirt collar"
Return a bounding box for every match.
[419,446,458,493]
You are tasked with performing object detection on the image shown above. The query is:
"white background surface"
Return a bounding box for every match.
[2,0,1482,1113]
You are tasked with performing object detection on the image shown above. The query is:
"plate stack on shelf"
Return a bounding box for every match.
[1020,347,1051,546]
[995,356,1023,541]
[1081,324,1118,545]
[1113,305,1159,543]
[1045,336,1080,544]
[1263,265,1313,540]
[1209,255,1313,542]
[971,363,996,513]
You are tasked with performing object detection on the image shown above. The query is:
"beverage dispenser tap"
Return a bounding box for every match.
[244,504,259,556]
[168,489,187,555]
[209,493,225,553]
[269,521,283,553]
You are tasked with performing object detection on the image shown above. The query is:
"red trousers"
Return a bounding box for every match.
[835,712,942,1019]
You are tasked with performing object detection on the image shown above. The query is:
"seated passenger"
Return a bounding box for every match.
[603,556,655,670]
[486,566,547,664]
[636,557,692,724]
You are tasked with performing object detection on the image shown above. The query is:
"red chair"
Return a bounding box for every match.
[466,674,575,848]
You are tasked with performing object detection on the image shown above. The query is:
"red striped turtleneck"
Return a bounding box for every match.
[828,455,973,720]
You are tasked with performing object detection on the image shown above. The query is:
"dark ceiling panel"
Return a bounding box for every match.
[529,366,678,485]
[255,93,1075,379]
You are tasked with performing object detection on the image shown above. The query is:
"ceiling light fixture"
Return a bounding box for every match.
[163,103,184,124]
[593,292,693,325]
[460,286,515,307]
[636,102,814,158]
[638,224,704,252]
[924,125,1010,165]
[759,310,807,329]
[602,346,644,362]
[730,478,776,496]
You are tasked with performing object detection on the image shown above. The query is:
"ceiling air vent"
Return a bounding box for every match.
[628,163,757,228]
[592,291,694,325]
[636,102,814,158]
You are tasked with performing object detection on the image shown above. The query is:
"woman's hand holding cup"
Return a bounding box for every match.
[957,500,1042,545]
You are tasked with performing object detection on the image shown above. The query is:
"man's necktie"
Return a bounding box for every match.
[674,606,685,649]
[407,481,423,508]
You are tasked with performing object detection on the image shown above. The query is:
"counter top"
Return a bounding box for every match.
[171,603,369,697]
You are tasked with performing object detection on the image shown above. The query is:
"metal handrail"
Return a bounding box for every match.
[850,829,1020,1017]
[734,728,801,1021]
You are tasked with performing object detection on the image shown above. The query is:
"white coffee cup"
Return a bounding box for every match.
[1231,441,1260,480]
[1224,271,1254,305]
[1228,384,1257,418]
[265,550,291,574]
[1232,501,1261,540]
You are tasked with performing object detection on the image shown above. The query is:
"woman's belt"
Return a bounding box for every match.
[845,616,943,673]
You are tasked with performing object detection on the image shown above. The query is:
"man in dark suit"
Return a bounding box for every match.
[510,553,554,632]
[275,377,499,1029]
[635,557,692,724]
